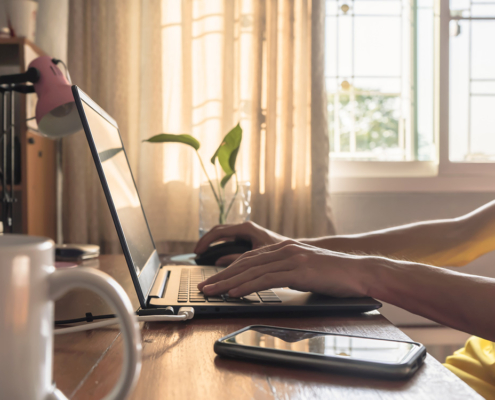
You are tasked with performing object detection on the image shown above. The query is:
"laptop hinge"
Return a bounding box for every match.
[148,268,169,299]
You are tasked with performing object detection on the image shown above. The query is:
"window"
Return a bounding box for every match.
[325,0,434,162]
[450,0,495,162]
[325,0,495,182]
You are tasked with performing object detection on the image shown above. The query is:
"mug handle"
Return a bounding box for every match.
[48,267,142,400]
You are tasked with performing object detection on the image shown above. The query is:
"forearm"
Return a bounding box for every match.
[198,238,495,340]
[360,257,495,341]
[301,200,495,266]
[300,219,465,266]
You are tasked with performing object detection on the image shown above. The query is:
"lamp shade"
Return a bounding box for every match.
[28,56,82,138]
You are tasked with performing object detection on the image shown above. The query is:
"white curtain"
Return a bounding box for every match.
[64,0,335,254]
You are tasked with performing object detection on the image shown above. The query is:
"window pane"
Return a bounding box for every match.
[450,0,470,11]
[327,0,338,15]
[325,16,338,77]
[338,15,353,77]
[325,0,434,161]
[354,94,401,157]
[471,81,495,95]
[418,0,433,7]
[353,1,402,16]
[472,22,495,80]
[450,19,495,161]
[471,96,495,160]
[353,78,401,93]
[471,4,495,17]
[417,6,435,161]
[354,17,402,77]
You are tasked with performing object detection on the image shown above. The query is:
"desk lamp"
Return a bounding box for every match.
[0,56,99,260]
[0,56,81,137]
[29,56,82,137]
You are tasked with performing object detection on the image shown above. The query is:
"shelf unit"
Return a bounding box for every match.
[0,38,56,239]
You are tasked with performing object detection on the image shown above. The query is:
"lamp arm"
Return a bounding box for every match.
[0,85,36,94]
[0,67,40,85]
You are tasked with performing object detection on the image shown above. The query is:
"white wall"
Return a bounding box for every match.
[331,192,495,325]
[0,0,68,60]
[35,0,68,61]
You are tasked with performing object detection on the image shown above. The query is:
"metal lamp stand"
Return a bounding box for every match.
[56,139,63,244]
[0,84,63,241]
[0,68,39,234]
[0,85,17,233]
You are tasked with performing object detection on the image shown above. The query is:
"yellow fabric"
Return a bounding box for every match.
[444,336,495,399]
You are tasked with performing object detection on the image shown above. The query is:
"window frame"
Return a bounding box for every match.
[329,0,495,191]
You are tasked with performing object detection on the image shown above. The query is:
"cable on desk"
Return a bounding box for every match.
[54,307,194,335]
[55,306,177,325]
[55,313,116,325]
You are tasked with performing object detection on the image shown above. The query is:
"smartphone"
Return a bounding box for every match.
[214,325,426,379]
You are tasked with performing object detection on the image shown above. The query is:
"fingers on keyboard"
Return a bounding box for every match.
[178,269,280,303]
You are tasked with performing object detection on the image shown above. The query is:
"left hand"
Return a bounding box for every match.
[197,240,373,298]
[194,221,289,266]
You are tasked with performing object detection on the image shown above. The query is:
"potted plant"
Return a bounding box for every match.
[143,123,250,235]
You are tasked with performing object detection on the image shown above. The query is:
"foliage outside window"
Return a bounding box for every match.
[326,0,495,165]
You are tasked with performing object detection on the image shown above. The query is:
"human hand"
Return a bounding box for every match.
[194,221,289,266]
[197,240,373,298]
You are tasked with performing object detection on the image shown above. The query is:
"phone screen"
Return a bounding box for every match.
[222,326,418,363]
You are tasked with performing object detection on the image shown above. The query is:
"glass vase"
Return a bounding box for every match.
[199,181,251,238]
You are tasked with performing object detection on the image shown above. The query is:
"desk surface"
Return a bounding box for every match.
[54,255,481,399]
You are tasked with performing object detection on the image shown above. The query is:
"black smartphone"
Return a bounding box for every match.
[214,325,426,379]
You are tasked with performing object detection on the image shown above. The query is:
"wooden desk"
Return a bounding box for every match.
[54,255,481,399]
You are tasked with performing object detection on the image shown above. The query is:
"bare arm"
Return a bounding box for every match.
[368,256,495,340]
[300,199,495,267]
[198,241,495,341]
[195,200,495,267]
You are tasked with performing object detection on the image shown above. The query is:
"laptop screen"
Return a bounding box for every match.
[73,86,160,306]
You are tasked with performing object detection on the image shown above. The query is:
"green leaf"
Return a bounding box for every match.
[220,173,234,188]
[99,147,123,162]
[210,123,242,187]
[143,133,200,150]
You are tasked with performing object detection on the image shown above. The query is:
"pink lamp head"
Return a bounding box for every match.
[28,56,82,138]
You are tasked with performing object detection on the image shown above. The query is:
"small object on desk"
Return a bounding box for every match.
[195,239,253,266]
[0,28,10,38]
[54,261,77,269]
[55,244,100,261]
[166,253,197,265]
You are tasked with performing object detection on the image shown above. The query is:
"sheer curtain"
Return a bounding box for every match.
[64,0,335,254]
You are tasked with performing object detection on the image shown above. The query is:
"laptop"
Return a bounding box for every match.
[72,85,381,316]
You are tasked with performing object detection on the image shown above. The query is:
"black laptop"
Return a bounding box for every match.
[72,85,381,316]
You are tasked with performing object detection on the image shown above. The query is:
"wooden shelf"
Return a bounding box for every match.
[0,37,45,55]
[0,185,22,191]
[0,39,56,239]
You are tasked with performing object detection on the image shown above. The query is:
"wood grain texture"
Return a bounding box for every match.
[53,256,134,397]
[53,328,121,398]
[53,256,482,399]
[25,129,56,238]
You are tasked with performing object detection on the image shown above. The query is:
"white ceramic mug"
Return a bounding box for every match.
[0,235,142,400]
[6,0,38,41]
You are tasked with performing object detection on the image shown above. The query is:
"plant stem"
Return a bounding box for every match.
[218,170,226,224]
[218,202,225,224]
[213,158,226,224]
[224,173,240,221]
[195,150,221,207]
[214,161,224,209]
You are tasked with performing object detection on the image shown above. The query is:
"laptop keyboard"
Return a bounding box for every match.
[178,268,281,303]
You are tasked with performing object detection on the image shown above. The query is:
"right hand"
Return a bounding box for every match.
[194,221,289,266]
[197,240,371,298]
